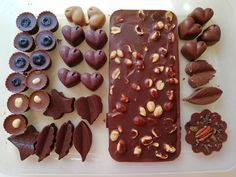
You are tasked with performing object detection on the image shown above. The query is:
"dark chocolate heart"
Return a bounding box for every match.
[181,40,207,61]
[62,25,85,47]
[189,7,214,26]
[59,45,83,67]
[85,29,108,49]
[84,50,107,70]
[81,72,103,91]
[197,24,221,46]
[58,68,80,88]
[178,16,202,40]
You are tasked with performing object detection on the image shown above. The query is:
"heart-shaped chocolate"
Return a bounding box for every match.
[62,25,85,47]
[178,16,202,40]
[197,24,221,46]
[65,6,86,26]
[85,29,108,50]
[59,45,83,67]
[58,68,80,88]
[181,40,207,61]
[81,72,103,91]
[84,50,107,70]
[87,6,106,30]
[189,7,214,26]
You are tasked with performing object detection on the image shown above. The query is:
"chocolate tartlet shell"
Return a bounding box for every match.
[4,114,28,135]
[16,12,39,34]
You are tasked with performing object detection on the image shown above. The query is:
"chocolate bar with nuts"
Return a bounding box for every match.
[107,10,180,162]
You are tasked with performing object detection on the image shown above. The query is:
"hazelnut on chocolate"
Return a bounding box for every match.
[29,90,50,111]
[4,114,28,135]
[7,93,29,114]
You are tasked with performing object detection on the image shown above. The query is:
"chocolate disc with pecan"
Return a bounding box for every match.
[185,109,227,155]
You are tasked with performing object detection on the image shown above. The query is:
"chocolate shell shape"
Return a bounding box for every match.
[55,121,74,159]
[198,24,221,46]
[62,25,85,47]
[65,6,86,26]
[81,72,104,91]
[73,121,92,162]
[74,95,103,125]
[178,16,202,40]
[181,40,207,61]
[84,50,107,70]
[185,60,215,76]
[35,123,57,162]
[59,45,83,67]
[87,6,106,30]
[57,68,80,88]
[8,125,39,161]
[85,29,108,49]
[189,7,214,26]
[184,87,222,105]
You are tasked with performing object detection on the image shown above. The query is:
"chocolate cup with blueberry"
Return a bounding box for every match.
[35,31,56,51]
[16,12,39,34]
[7,93,29,114]
[6,72,28,93]
[14,32,35,52]
[29,90,50,112]
[30,50,51,70]
[4,114,28,135]
[37,11,58,32]
[9,52,31,72]
[26,70,49,90]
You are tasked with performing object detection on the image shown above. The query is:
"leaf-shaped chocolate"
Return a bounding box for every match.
[55,121,74,159]
[188,71,215,88]
[184,87,223,105]
[73,121,92,162]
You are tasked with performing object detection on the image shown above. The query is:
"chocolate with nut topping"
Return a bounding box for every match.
[107,10,180,162]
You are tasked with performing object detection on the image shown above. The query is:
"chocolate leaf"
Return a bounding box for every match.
[73,121,92,161]
[188,71,215,88]
[185,60,216,76]
[184,87,223,105]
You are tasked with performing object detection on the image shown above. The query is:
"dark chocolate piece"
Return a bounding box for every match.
[59,45,83,67]
[55,121,74,159]
[29,90,50,112]
[184,87,222,105]
[16,12,38,34]
[57,68,81,88]
[73,121,92,162]
[26,70,49,90]
[37,11,58,32]
[74,94,103,124]
[108,10,180,162]
[35,123,57,162]
[7,93,29,114]
[14,32,35,52]
[87,6,106,30]
[8,125,39,160]
[9,52,31,72]
[30,50,51,70]
[65,6,86,26]
[35,30,56,51]
[81,72,103,91]
[44,89,75,119]
[5,72,27,93]
[85,29,108,49]
[189,7,214,26]
[4,114,28,135]
[185,109,227,155]
[84,50,107,70]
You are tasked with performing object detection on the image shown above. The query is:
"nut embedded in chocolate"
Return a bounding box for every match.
[29,90,50,112]
[4,114,28,135]
[7,93,29,114]
[85,28,108,50]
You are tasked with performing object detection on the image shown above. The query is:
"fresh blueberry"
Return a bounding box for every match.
[14,57,26,68]
[41,36,52,47]
[21,17,31,28]
[41,16,51,26]
[11,78,22,87]
[32,54,46,66]
[18,37,29,48]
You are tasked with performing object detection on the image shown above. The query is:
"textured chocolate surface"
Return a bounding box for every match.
[29,90,50,112]
[26,70,49,90]
[107,10,180,162]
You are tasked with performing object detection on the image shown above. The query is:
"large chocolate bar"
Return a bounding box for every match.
[107,10,180,162]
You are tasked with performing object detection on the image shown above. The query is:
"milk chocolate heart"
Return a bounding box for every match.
[189,7,214,26]
[198,24,221,46]
[59,45,83,67]
[181,40,207,61]
[58,68,80,88]
[84,50,107,70]
[65,6,86,26]
[62,25,85,47]
[178,16,202,40]
[81,72,103,91]
[87,6,106,30]
[85,29,108,49]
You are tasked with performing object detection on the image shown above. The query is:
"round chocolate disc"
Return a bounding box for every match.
[7,93,29,114]
[9,52,31,72]
[4,114,28,135]
[26,71,49,90]
[29,90,50,111]
[16,12,38,34]
[14,32,35,52]
[35,30,56,51]
[5,72,27,93]
[30,50,51,70]
[37,11,58,32]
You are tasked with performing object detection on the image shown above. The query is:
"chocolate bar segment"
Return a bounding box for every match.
[107,10,180,162]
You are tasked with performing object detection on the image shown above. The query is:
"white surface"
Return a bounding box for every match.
[0,0,236,176]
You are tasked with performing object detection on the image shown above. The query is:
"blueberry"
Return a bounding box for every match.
[32,54,46,66]
[41,36,52,47]
[14,57,26,68]
[41,16,51,26]
[21,17,31,28]
[18,37,29,48]
[11,78,22,87]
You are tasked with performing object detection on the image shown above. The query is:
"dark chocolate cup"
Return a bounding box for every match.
[9,52,31,72]
[37,11,59,32]
[16,12,39,34]
[14,32,35,52]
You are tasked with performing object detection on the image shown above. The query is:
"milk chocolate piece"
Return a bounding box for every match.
[26,70,49,90]
[37,11,58,32]
[185,109,227,155]
[84,50,107,70]
[108,10,180,162]
[87,6,106,30]
[4,114,28,135]
[14,32,35,52]
[9,52,31,72]
[57,68,81,88]
[81,72,104,91]
[8,125,39,160]
[7,93,29,114]
[29,90,50,112]
[85,29,108,49]
[185,60,215,76]
[65,6,86,26]
[16,12,38,34]
[189,7,214,26]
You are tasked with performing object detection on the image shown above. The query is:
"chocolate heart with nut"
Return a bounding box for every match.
[87,6,106,30]
[81,72,103,91]
[58,68,80,88]
[84,50,107,70]
[198,24,221,46]
[59,45,83,67]
[85,29,108,50]
[189,7,214,26]
[62,25,85,47]
[181,40,207,61]
[178,16,202,40]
